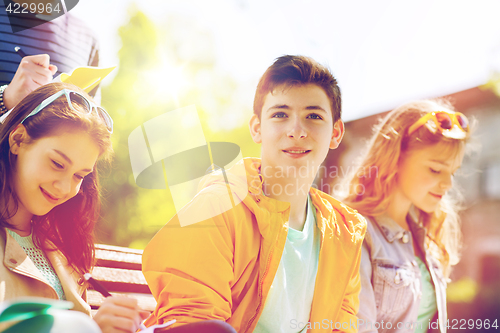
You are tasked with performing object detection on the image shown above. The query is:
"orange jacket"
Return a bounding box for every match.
[142,158,366,332]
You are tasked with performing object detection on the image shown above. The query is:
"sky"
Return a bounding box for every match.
[71,0,500,122]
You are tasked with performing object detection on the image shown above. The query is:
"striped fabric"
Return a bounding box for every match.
[0,3,99,86]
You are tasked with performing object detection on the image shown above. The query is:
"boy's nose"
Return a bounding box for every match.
[287,119,307,139]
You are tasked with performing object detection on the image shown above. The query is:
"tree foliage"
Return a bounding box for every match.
[98,7,259,248]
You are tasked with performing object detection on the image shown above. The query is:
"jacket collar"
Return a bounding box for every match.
[46,248,86,300]
[243,158,291,213]
[196,157,362,239]
[2,228,47,282]
[373,214,409,243]
[241,158,351,238]
[2,228,86,298]
[373,206,427,244]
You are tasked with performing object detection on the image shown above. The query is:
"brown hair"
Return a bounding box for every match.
[253,55,342,122]
[0,82,113,275]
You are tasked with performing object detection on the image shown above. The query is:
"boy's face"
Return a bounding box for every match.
[249,83,344,178]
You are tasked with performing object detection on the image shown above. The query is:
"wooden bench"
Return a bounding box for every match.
[87,244,157,315]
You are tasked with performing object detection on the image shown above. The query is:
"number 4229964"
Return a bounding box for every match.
[6,2,62,15]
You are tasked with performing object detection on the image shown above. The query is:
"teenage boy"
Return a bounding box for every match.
[142,55,366,333]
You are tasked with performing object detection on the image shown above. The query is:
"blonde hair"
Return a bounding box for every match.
[341,99,473,277]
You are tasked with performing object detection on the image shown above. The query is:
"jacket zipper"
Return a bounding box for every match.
[243,245,275,332]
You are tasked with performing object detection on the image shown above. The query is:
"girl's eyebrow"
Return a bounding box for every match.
[430,159,450,166]
[53,150,93,173]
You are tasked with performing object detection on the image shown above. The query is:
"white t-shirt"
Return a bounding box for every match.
[254,195,321,333]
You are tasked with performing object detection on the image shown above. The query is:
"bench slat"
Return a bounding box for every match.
[95,244,142,270]
[90,267,151,294]
[95,244,144,255]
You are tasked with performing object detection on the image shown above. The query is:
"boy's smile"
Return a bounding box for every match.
[250,83,344,179]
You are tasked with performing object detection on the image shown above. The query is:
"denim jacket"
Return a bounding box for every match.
[357,213,447,333]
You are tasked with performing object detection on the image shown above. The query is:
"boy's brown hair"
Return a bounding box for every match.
[253,55,342,121]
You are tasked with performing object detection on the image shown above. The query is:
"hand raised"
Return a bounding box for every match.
[3,54,57,109]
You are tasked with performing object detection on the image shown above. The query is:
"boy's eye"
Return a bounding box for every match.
[307,113,323,120]
[430,168,440,174]
[271,112,287,118]
[52,160,63,169]
[74,174,85,181]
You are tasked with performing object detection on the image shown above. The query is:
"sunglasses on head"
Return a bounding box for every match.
[407,111,469,137]
[21,89,113,133]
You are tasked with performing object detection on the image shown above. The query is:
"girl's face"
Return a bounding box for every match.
[10,126,100,217]
[396,142,464,213]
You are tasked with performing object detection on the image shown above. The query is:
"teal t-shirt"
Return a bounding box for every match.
[254,195,321,333]
[415,256,437,333]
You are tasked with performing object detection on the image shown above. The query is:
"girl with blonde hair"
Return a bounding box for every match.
[341,99,473,333]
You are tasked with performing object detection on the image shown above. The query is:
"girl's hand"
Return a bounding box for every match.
[93,296,150,333]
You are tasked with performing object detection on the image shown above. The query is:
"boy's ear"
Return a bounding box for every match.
[329,119,345,149]
[249,114,262,144]
[9,124,29,155]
